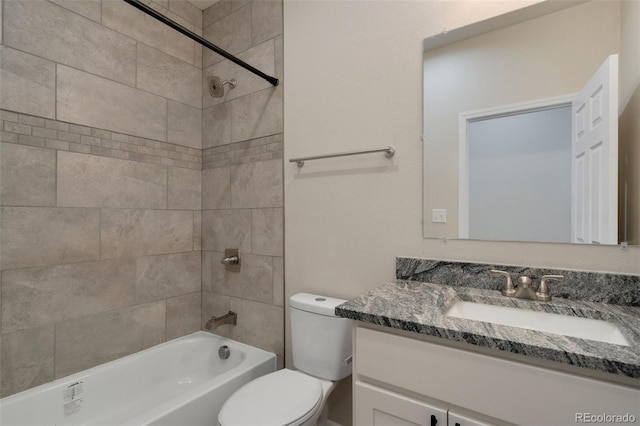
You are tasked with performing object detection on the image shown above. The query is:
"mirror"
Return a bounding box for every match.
[423,0,639,245]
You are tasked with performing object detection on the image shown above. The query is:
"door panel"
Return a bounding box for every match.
[571,54,618,244]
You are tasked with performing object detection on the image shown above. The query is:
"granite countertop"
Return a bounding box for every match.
[336,280,640,380]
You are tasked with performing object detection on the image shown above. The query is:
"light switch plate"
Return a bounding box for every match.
[432,209,447,223]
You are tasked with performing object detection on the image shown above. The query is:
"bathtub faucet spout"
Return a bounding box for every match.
[206,311,237,330]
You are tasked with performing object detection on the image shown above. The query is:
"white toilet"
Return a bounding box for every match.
[218,293,352,426]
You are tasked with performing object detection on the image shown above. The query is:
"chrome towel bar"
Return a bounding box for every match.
[289,146,395,167]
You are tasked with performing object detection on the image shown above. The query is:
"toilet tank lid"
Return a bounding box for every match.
[290,293,347,317]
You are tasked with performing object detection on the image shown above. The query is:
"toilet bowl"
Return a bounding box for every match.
[217,293,352,426]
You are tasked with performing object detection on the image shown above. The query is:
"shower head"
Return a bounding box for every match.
[208,76,237,98]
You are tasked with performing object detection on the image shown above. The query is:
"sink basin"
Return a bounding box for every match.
[445,301,630,346]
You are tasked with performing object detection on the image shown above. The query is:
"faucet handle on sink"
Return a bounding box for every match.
[491,269,516,297]
[536,275,565,302]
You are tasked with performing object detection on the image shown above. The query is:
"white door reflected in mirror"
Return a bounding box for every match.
[571,55,618,245]
[457,55,619,244]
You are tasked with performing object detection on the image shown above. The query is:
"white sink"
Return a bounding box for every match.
[445,301,630,346]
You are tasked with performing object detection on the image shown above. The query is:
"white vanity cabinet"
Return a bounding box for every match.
[355,381,489,426]
[448,411,493,426]
[353,325,640,426]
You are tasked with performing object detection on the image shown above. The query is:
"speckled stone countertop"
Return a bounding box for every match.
[336,280,640,380]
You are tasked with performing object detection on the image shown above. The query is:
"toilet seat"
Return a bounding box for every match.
[218,369,323,426]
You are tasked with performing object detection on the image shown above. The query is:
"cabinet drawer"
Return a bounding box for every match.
[355,381,447,426]
[355,326,640,425]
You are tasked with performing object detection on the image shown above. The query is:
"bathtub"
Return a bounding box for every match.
[0,331,276,426]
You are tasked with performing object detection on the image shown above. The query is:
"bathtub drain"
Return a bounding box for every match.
[218,345,231,360]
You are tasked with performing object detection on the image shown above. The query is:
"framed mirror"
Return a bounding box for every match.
[422,0,639,246]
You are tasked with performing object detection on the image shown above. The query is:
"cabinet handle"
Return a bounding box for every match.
[431,414,437,426]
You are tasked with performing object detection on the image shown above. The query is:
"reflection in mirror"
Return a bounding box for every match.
[466,105,572,243]
[422,0,639,246]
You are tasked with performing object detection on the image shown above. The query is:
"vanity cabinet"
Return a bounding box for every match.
[353,325,640,426]
[448,411,493,426]
[355,381,489,426]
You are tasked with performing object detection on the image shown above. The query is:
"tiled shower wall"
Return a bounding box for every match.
[0,0,204,397]
[200,0,284,365]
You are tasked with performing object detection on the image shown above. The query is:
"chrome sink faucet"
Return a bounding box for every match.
[490,270,564,302]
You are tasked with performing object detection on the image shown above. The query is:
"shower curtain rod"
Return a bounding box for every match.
[123,0,279,87]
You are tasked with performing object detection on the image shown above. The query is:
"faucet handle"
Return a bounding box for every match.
[536,275,565,301]
[491,270,516,296]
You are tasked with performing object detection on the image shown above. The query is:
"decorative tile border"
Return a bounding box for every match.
[396,257,640,307]
[0,109,202,170]
[203,133,284,169]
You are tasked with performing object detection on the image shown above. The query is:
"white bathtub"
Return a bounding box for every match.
[0,332,276,426]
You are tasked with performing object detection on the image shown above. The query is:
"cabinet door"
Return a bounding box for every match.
[355,381,447,426]
[448,410,494,426]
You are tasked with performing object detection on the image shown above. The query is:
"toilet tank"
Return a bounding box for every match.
[290,293,352,381]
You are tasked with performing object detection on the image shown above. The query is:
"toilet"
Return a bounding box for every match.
[218,293,352,426]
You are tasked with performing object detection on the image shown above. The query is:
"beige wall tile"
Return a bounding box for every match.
[4,0,136,86]
[169,0,202,28]
[193,210,202,251]
[203,103,231,148]
[102,0,196,66]
[230,87,283,142]
[203,4,251,68]
[55,301,166,378]
[194,210,202,250]
[273,257,284,306]
[230,159,283,208]
[252,208,283,256]
[153,0,170,9]
[202,251,213,292]
[0,325,54,397]
[203,167,231,209]
[50,0,102,22]
[204,40,275,108]
[168,101,202,149]
[202,209,251,252]
[1,259,136,333]
[275,35,284,82]
[57,151,168,209]
[0,143,56,207]
[166,292,201,340]
[137,44,202,109]
[229,298,283,356]
[212,254,273,303]
[135,252,201,303]
[101,209,193,259]
[252,0,282,46]
[57,66,168,142]
[168,167,202,210]
[203,0,231,28]
[0,46,56,119]
[0,207,100,270]
[194,27,203,68]
[231,0,251,12]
